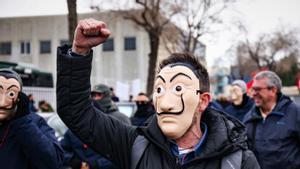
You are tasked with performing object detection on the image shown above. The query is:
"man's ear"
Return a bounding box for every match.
[271,87,278,94]
[198,92,211,112]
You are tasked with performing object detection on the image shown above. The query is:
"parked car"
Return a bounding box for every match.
[115,102,137,117]
[37,102,136,140]
[37,112,67,140]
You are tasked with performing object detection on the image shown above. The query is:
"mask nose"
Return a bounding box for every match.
[0,93,14,108]
[0,94,6,107]
[158,92,175,112]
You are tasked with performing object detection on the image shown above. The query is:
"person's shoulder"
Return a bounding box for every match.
[27,113,46,122]
[241,150,261,169]
[26,113,54,129]
[110,110,131,124]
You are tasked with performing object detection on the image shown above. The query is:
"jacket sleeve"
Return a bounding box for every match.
[241,150,261,169]
[56,45,137,169]
[11,113,64,169]
[297,104,300,143]
[60,130,75,166]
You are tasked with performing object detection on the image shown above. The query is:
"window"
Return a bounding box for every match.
[0,42,12,55]
[124,37,136,51]
[60,40,70,46]
[40,40,51,54]
[20,41,31,54]
[102,38,114,51]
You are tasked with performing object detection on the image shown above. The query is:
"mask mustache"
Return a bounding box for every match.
[157,94,185,116]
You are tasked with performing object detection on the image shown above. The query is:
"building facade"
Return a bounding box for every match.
[0,11,206,100]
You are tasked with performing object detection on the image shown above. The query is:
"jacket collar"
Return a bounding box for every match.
[141,107,248,159]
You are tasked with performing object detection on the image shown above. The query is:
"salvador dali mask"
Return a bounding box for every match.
[0,76,21,121]
[153,65,201,139]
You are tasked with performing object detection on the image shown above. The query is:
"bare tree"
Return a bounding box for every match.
[162,0,234,58]
[122,1,184,95]
[90,0,234,94]
[235,24,299,73]
[67,0,78,43]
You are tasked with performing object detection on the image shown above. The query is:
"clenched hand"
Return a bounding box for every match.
[72,18,111,55]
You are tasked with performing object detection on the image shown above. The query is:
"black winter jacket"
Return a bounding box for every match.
[244,94,300,169]
[57,46,260,169]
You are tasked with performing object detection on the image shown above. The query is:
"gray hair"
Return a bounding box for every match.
[254,71,282,93]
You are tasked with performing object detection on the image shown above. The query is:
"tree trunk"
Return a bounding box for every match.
[146,32,160,95]
[67,0,78,43]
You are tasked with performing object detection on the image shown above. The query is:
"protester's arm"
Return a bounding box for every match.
[57,18,137,169]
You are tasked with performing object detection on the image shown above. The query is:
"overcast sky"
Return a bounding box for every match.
[1,0,300,67]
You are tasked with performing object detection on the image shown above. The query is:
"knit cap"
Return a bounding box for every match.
[232,80,247,93]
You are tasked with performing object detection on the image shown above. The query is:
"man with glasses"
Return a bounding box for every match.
[244,71,300,169]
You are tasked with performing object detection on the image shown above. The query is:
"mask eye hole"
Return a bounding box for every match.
[175,86,182,92]
[155,85,165,97]
[172,84,185,95]
[6,91,17,99]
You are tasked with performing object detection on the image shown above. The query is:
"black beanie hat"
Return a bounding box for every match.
[0,68,23,91]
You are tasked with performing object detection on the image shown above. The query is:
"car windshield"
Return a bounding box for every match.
[116,102,136,117]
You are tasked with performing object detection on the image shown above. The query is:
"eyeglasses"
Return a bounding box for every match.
[251,86,271,92]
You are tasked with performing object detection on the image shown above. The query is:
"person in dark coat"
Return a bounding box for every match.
[0,68,64,169]
[225,80,254,122]
[57,18,260,169]
[61,83,130,169]
[243,71,300,169]
[91,84,131,125]
[28,94,38,113]
[130,92,155,126]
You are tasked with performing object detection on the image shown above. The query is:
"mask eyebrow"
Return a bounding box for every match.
[170,73,192,82]
[7,85,20,90]
[156,75,166,83]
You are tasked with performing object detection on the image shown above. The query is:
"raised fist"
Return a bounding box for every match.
[72,18,111,55]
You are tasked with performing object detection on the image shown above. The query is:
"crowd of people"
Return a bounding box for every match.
[28,94,54,113]
[1,18,299,169]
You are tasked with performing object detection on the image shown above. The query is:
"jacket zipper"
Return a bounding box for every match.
[172,156,182,169]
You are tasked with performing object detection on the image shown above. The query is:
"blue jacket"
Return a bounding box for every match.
[243,93,300,169]
[225,94,254,122]
[61,130,119,169]
[0,113,64,169]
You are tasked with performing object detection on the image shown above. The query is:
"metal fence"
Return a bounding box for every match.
[23,86,56,112]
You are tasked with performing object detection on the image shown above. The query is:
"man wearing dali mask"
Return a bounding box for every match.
[57,18,260,169]
[0,69,64,169]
